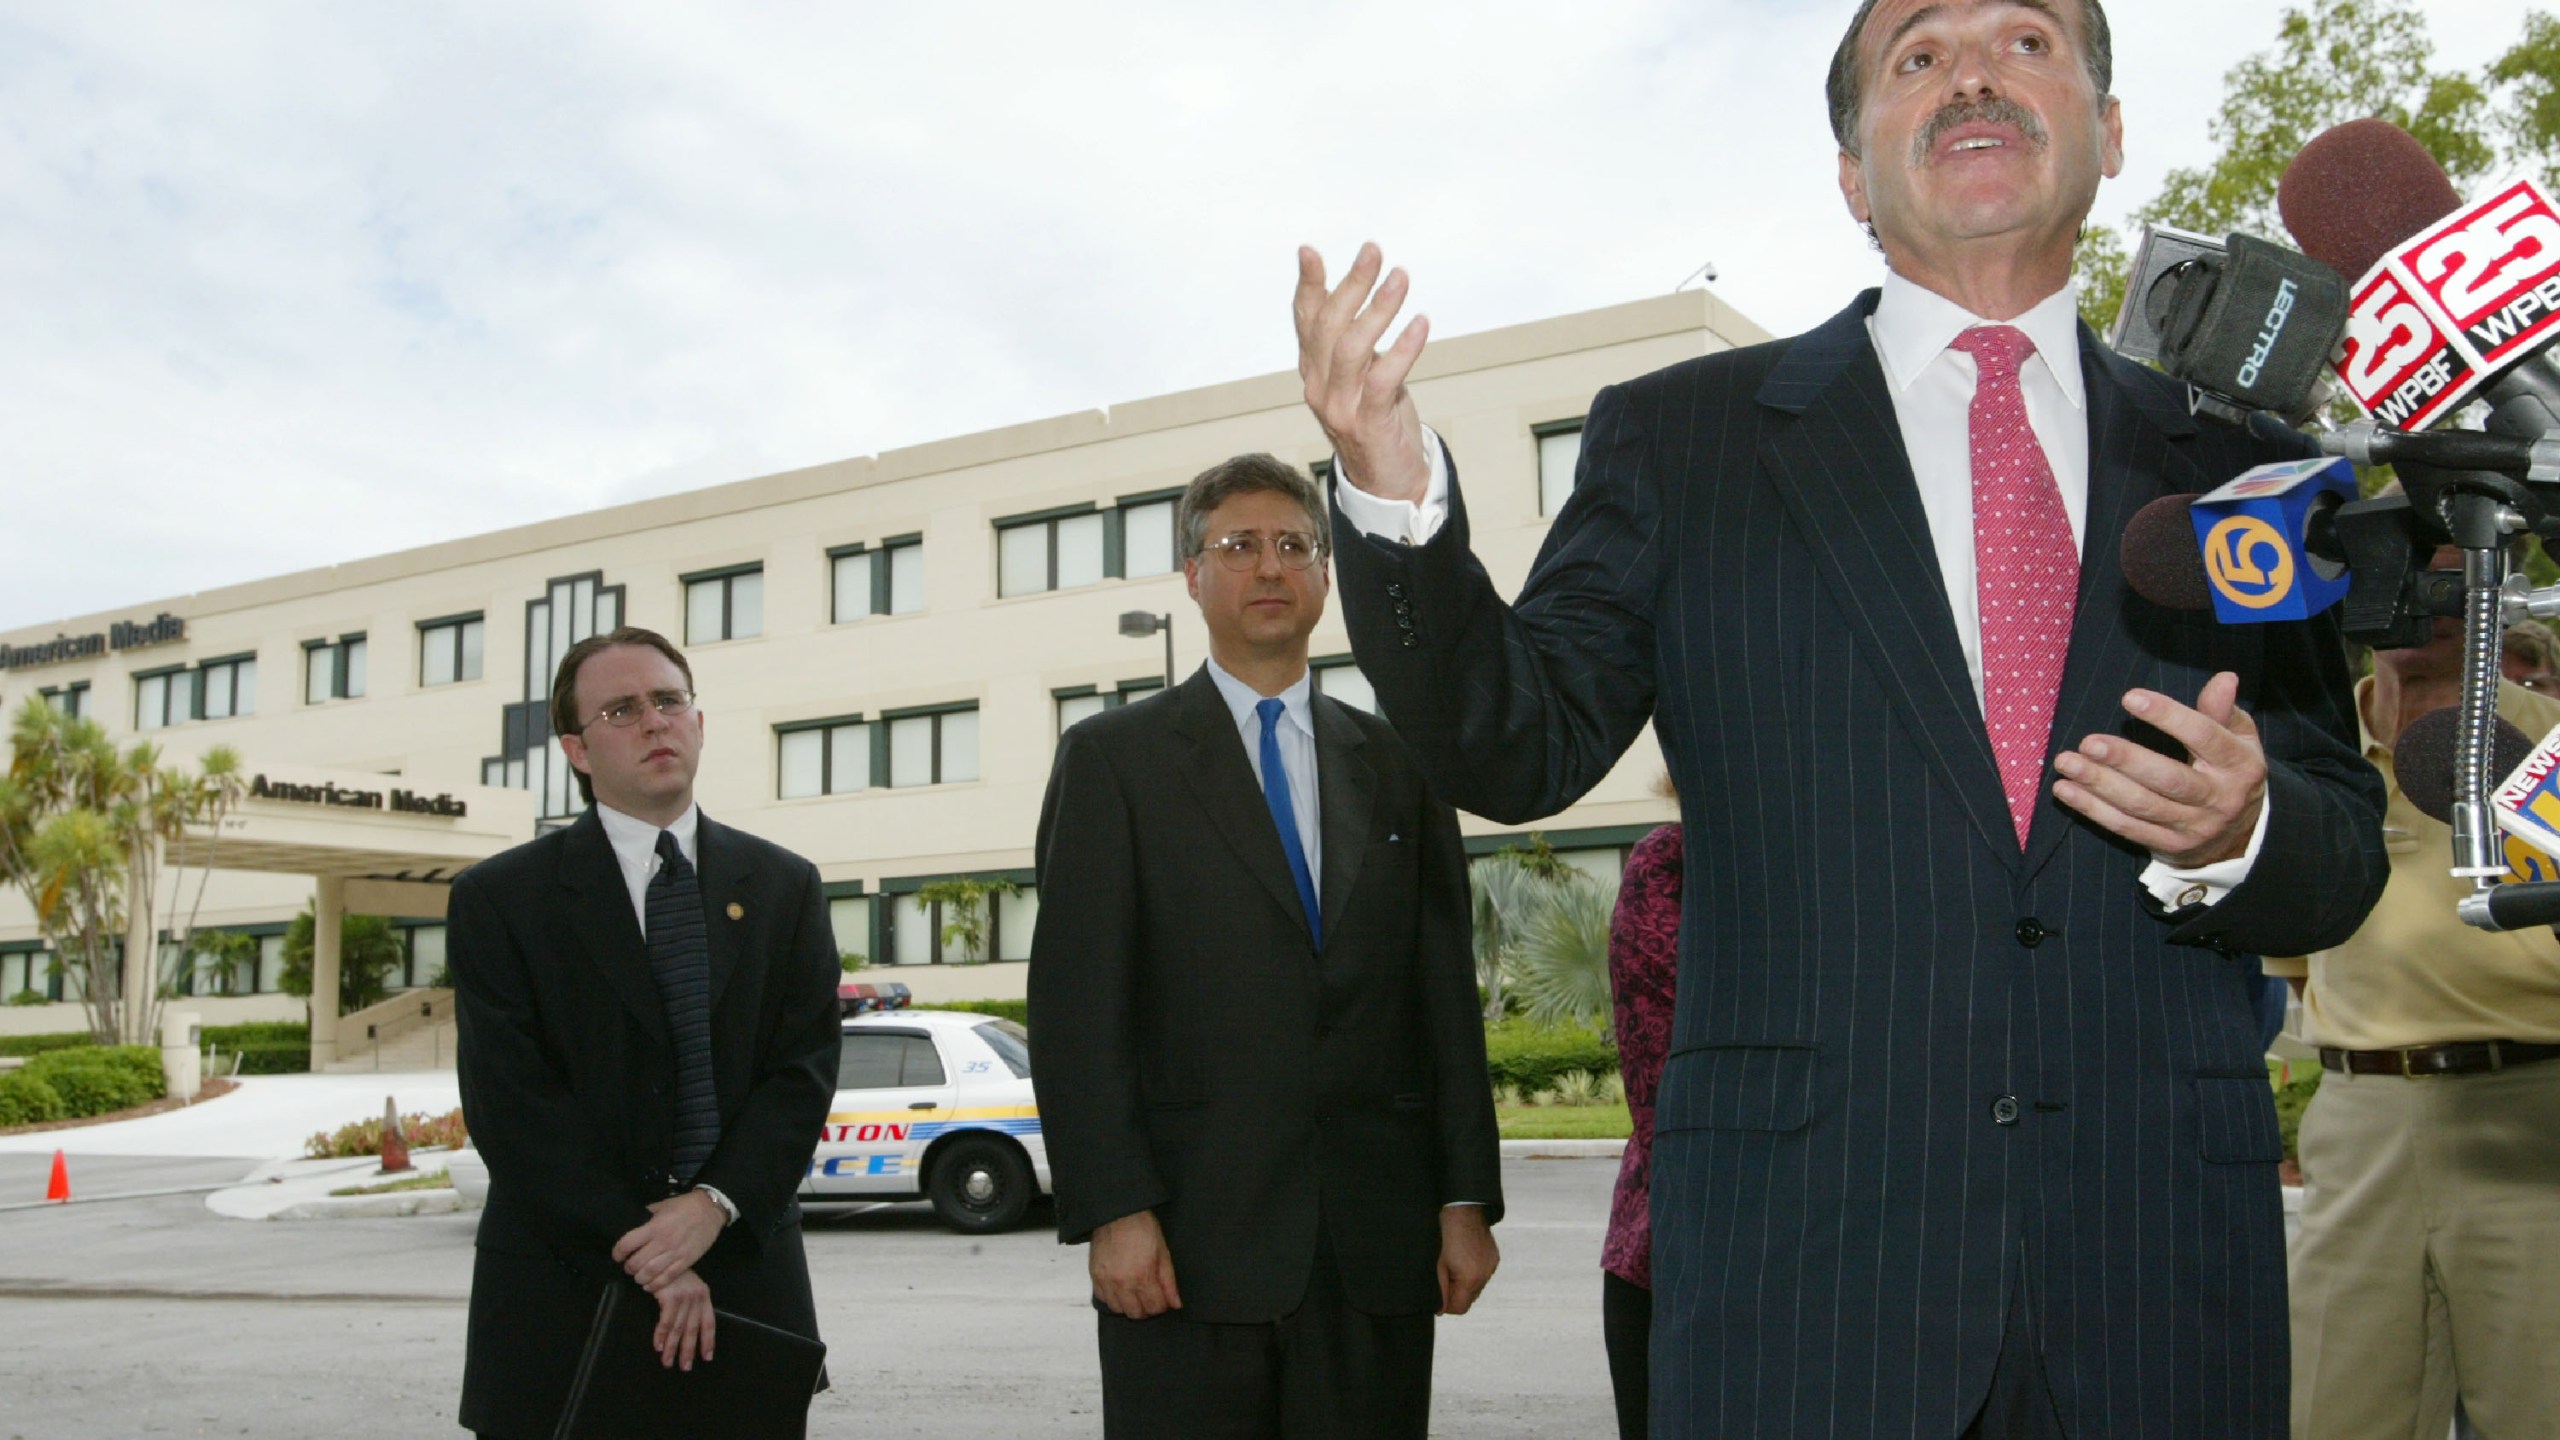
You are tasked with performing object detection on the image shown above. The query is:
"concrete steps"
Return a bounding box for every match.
[322,1019,457,1073]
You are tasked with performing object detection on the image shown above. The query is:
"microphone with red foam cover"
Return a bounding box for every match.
[2277,118,2464,288]
[2280,117,2560,437]
[2391,704,2537,825]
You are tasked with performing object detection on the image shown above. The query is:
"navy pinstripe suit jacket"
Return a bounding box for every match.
[1332,292,2389,1439]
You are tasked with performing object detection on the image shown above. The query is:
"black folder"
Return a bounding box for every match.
[553,1281,826,1440]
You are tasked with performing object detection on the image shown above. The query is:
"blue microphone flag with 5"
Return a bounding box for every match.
[2189,456,2358,624]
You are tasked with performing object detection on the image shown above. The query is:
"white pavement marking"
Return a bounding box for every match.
[0,1071,462,1159]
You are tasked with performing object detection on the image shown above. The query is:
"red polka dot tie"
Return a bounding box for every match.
[1951,324,2077,850]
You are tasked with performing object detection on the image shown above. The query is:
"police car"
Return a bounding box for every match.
[801,1008,1049,1233]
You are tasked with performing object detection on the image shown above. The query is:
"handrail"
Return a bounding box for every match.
[333,988,454,1066]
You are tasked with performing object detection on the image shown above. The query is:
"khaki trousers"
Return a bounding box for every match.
[2289,1057,2560,1440]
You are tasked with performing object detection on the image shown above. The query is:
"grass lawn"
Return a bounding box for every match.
[1496,1102,1631,1141]
[330,1170,455,1197]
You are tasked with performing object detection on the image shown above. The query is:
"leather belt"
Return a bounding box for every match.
[2318,1040,2560,1078]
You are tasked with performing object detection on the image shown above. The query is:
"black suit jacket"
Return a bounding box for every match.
[451,807,842,1436]
[1027,668,1503,1325]
[1332,294,2390,1439]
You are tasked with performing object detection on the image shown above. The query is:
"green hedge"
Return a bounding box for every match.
[1484,1019,1618,1095]
[0,1045,163,1126]
[0,1031,96,1059]
[2271,1059,2320,1164]
[202,1021,310,1075]
[919,1000,1029,1027]
[0,1071,64,1126]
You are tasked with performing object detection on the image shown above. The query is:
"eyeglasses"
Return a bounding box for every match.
[1204,531,1324,572]
[582,689,695,730]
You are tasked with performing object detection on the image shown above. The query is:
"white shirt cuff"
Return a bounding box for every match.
[694,1184,739,1227]
[2139,790,2271,911]
[1331,426,1452,546]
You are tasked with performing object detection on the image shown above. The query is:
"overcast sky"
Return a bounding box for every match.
[2,1,2546,630]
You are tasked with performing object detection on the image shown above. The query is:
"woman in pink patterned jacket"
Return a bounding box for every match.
[1603,815,1683,1440]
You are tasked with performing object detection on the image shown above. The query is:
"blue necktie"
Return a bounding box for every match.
[1256,698,1322,949]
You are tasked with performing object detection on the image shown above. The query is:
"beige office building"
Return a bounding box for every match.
[0,290,1767,1061]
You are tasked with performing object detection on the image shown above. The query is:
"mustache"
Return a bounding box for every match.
[1910,96,2048,167]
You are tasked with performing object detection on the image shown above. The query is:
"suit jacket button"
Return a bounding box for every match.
[2014,918,2048,948]
[1991,1095,2022,1126]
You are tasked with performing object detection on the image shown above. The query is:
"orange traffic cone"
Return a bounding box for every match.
[44,1149,70,1204]
[380,1097,411,1175]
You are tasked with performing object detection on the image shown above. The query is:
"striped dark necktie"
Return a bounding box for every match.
[647,829,720,1182]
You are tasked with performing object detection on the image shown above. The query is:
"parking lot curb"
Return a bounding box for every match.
[1499,1139,1625,1159]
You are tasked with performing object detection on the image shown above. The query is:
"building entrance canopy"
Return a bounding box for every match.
[172,763,533,882]
[161,763,536,1066]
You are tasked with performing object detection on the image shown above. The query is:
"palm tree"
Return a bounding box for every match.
[0,699,251,1042]
[1508,870,1620,1031]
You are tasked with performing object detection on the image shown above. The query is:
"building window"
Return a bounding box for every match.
[1,946,53,1004]
[883,537,923,615]
[684,566,763,644]
[1537,420,1585,517]
[303,634,367,704]
[828,894,872,964]
[198,655,255,720]
[1055,678,1165,735]
[484,572,624,821]
[829,536,925,621]
[884,705,979,787]
[995,886,1039,962]
[777,717,872,799]
[38,683,90,719]
[136,669,192,730]
[878,880,1036,965]
[418,614,484,687]
[1312,656,1377,714]
[1118,494,1179,578]
[136,656,255,729]
[997,508,1107,597]
[401,924,447,989]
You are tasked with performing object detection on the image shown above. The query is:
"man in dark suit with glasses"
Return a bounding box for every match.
[451,625,841,1439]
[1031,454,1504,1439]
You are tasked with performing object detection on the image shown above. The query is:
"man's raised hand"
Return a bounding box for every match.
[2052,671,2269,868]
[1294,243,1432,504]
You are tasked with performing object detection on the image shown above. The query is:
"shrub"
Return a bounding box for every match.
[1484,1018,1617,1097]
[7,990,49,1007]
[921,1000,1029,1027]
[304,1107,468,1160]
[202,1022,310,1075]
[0,1031,97,1058]
[2271,1059,2321,1164]
[24,1046,164,1117]
[0,1070,65,1126]
[1549,1070,1612,1107]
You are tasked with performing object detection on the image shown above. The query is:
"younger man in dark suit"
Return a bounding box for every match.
[1030,454,1504,1440]
[451,626,842,1439]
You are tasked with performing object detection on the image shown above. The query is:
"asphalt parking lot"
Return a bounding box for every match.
[0,1150,1623,1439]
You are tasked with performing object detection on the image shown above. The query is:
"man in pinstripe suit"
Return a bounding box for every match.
[1292,1,2388,1436]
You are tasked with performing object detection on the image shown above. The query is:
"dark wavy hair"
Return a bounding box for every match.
[1824,0,2113,157]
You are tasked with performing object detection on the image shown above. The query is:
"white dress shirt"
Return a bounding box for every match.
[590,798,737,1225]
[595,800,701,936]
[1332,272,2264,908]
[1204,656,1321,886]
